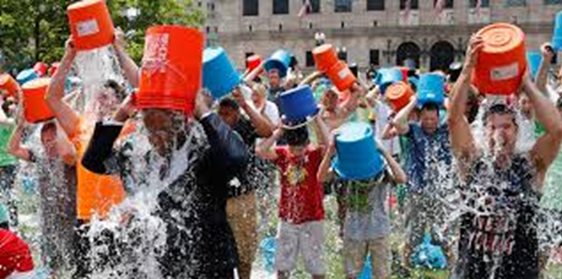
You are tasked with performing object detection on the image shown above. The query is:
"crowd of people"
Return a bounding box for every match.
[1,25,562,279]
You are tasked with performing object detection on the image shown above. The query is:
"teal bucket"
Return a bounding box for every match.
[526,51,542,80]
[264,50,292,78]
[553,11,562,51]
[202,47,241,99]
[16,69,39,85]
[375,68,403,94]
[417,73,445,108]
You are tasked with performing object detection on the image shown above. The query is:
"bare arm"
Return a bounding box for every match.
[377,140,407,184]
[232,88,273,138]
[113,28,140,88]
[312,113,330,148]
[7,119,31,162]
[56,123,77,166]
[46,38,80,138]
[536,43,554,94]
[317,136,336,183]
[392,96,417,135]
[299,71,323,86]
[256,127,283,161]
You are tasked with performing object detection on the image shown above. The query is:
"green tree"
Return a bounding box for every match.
[0,0,204,72]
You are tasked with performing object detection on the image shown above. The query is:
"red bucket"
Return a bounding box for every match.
[247,55,263,73]
[472,23,527,96]
[326,60,357,92]
[137,25,204,114]
[67,0,114,51]
[385,81,414,112]
[33,62,48,77]
[22,78,55,123]
[0,74,20,98]
[48,62,60,77]
[313,44,339,72]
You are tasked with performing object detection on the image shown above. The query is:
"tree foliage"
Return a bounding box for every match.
[0,0,204,72]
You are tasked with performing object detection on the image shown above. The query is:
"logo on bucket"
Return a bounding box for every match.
[76,19,100,37]
[490,63,519,82]
[338,68,349,80]
[142,34,170,75]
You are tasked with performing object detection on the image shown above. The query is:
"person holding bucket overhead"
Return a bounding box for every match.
[386,72,454,269]
[255,85,331,279]
[317,122,407,279]
[449,34,562,279]
[80,25,248,278]
[45,34,138,277]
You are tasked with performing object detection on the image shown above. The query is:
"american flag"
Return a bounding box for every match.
[435,0,446,15]
[298,0,312,17]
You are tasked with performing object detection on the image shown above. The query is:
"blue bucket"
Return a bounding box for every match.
[332,122,385,180]
[279,85,319,125]
[526,51,542,80]
[410,232,448,270]
[375,68,403,94]
[417,73,445,107]
[260,237,277,273]
[202,47,241,100]
[16,69,39,85]
[264,50,292,78]
[553,11,562,51]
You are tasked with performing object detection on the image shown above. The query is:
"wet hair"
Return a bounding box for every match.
[284,126,310,146]
[219,98,240,111]
[41,121,57,135]
[420,103,440,113]
[103,79,126,101]
[482,103,518,126]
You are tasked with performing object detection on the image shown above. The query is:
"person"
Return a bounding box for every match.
[0,94,18,229]
[45,33,138,278]
[449,35,562,279]
[7,110,77,275]
[250,83,280,127]
[217,88,274,279]
[256,115,330,279]
[80,88,248,278]
[386,93,453,268]
[0,229,35,279]
[317,134,407,279]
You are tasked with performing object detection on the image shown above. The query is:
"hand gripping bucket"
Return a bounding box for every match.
[417,73,445,107]
[16,69,39,86]
[279,85,319,127]
[375,68,403,94]
[246,54,263,73]
[526,51,542,80]
[33,62,48,77]
[67,0,114,51]
[202,47,241,100]
[385,81,414,112]
[137,25,204,115]
[0,74,20,98]
[312,44,339,72]
[264,50,292,78]
[326,60,357,92]
[332,122,385,180]
[472,23,526,96]
[21,78,55,123]
[553,11,562,51]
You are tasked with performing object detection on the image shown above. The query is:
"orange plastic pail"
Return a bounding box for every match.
[313,44,339,72]
[67,0,114,51]
[33,62,48,77]
[326,60,357,92]
[247,55,263,73]
[0,74,20,98]
[472,23,526,96]
[136,25,204,115]
[385,81,414,112]
[22,78,55,123]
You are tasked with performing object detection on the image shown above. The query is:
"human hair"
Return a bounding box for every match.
[103,79,126,101]
[219,97,240,111]
[482,103,518,127]
[420,103,439,113]
[285,126,310,146]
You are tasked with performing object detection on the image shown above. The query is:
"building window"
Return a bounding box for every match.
[469,0,490,7]
[545,0,562,4]
[370,49,380,65]
[243,0,259,16]
[367,0,385,11]
[335,0,352,12]
[308,0,321,13]
[400,0,419,10]
[506,0,526,6]
[273,0,289,14]
[306,51,315,67]
[434,0,453,9]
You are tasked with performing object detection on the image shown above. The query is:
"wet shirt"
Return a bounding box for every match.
[340,171,392,241]
[454,153,540,279]
[404,122,452,193]
[0,124,17,167]
[274,145,325,224]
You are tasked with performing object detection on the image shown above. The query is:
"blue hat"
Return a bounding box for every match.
[202,47,242,100]
[264,50,292,78]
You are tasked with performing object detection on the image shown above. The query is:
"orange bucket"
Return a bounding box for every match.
[21,78,55,123]
[247,55,263,73]
[385,81,414,112]
[313,44,339,72]
[326,60,357,92]
[472,23,526,95]
[137,25,204,115]
[0,74,20,98]
[67,0,114,51]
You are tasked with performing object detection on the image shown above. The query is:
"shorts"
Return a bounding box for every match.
[344,237,391,279]
[275,220,325,275]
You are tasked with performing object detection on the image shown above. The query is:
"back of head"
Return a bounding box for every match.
[219,97,240,111]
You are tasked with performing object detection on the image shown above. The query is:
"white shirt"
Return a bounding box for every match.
[373,100,401,156]
[261,101,280,126]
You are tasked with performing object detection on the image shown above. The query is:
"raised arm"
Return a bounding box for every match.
[448,35,482,164]
[243,61,265,86]
[376,140,407,184]
[536,43,555,93]
[299,71,323,86]
[7,112,31,162]
[113,28,140,88]
[232,87,274,138]
[55,123,77,166]
[317,133,336,183]
[392,96,417,135]
[312,112,330,148]
[46,38,80,138]
[256,127,283,161]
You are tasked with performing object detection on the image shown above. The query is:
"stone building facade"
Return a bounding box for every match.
[199,0,562,71]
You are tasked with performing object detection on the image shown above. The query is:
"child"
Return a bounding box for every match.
[317,128,407,279]
[256,116,330,279]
